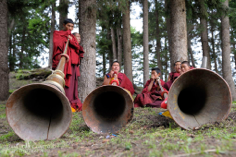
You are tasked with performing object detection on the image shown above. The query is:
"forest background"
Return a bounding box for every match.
[1,0,236,102]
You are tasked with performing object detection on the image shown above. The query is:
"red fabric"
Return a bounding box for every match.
[64,65,82,111]
[107,73,135,95]
[134,79,167,108]
[142,79,165,94]
[169,72,180,81]
[52,30,84,87]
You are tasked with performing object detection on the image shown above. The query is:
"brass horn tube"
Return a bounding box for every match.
[167,68,232,130]
[6,39,72,141]
[82,85,134,134]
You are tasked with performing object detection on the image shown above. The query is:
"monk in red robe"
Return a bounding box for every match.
[52,19,84,112]
[164,61,181,91]
[134,68,167,108]
[181,61,194,73]
[102,61,134,96]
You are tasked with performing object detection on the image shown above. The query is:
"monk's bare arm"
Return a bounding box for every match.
[147,80,154,92]
[102,75,111,85]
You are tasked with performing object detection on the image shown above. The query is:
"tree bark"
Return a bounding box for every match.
[221,0,236,101]
[49,2,55,69]
[117,27,122,64]
[169,0,188,66]
[19,25,26,69]
[0,0,9,100]
[200,18,211,69]
[165,0,173,71]
[143,0,149,84]
[155,0,162,74]
[59,0,69,30]
[111,27,117,60]
[211,26,218,73]
[78,0,97,102]
[187,34,196,67]
[122,0,133,82]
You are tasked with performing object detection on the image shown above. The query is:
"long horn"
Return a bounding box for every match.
[167,68,232,130]
[6,39,72,141]
[82,85,134,134]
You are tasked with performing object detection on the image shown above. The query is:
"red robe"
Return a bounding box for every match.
[106,73,135,95]
[164,72,180,91]
[134,79,167,108]
[52,30,84,111]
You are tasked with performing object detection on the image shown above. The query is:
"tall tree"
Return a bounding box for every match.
[117,27,122,64]
[78,0,97,102]
[59,0,69,30]
[143,0,149,84]
[221,0,236,101]
[122,0,133,82]
[48,2,55,68]
[0,0,9,100]
[198,0,211,69]
[111,27,117,60]
[169,0,188,64]
[155,0,162,73]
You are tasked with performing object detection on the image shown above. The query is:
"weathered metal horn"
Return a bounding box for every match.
[6,39,72,141]
[168,68,232,130]
[82,85,134,134]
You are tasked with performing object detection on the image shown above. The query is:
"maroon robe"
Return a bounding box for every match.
[106,73,135,95]
[164,72,180,91]
[134,79,167,108]
[52,30,84,111]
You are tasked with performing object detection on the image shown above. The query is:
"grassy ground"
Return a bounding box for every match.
[1,103,236,157]
[1,72,236,156]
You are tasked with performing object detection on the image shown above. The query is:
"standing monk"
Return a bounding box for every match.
[164,61,181,91]
[134,68,167,108]
[102,61,135,97]
[52,19,84,112]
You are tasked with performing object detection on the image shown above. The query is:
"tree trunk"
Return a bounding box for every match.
[107,29,113,68]
[200,18,211,69]
[111,28,117,60]
[49,2,55,69]
[117,27,122,64]
[155,0,162,74]
[165,0,173,71]
[0,0,9,100]
[19,25,26,69]
[221,0,236,101]
[233,43,236,70]
[122,0,133,82]
[211,26,218,73]
[103,52,106,76]
[187,34,196,67]
[143,0,149,84]
[59,0,68,30]
[78,0,97,102]
[169,0,188,65]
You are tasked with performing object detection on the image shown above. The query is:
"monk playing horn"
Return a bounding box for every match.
[134,67,167,108]
[52,18,84,112]
[102,61,134,97]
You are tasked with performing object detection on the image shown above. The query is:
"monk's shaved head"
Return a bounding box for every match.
[151,67,161,74]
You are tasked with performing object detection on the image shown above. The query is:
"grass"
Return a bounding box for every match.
[1,75,236,157]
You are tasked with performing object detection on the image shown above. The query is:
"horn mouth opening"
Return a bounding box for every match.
[6,84,71,141]
[178,86,207,115]
[94,91,126,122]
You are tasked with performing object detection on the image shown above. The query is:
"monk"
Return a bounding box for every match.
[134,68,167,108]
[181,61,194,73]
[164,61,181,91]
[102,61,134,96]
[52,19,84,112]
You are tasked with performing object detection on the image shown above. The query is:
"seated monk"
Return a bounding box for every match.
[181,61,194,74]
[164,61,181,91]
[102,61,134,96]
[134,67,167,108]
